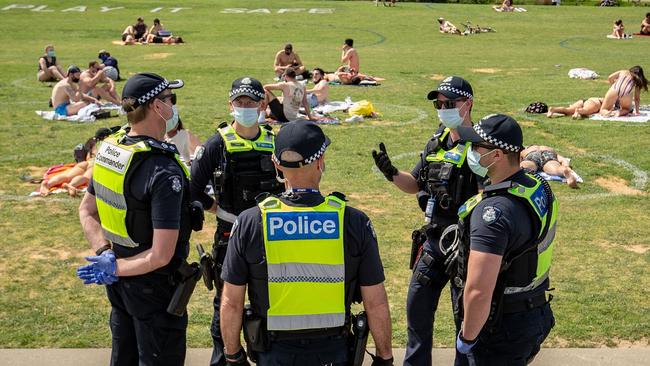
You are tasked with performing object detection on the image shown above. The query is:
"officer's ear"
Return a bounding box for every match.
[228,100,234,112]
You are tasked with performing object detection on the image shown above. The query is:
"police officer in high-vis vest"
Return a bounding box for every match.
[190,77,284,366]
[77,72,197,365]
[372,76,480,366]
[453,114,556,365]
[220,121,394,366]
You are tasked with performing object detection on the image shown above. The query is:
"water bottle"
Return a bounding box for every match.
[424,197,436,224]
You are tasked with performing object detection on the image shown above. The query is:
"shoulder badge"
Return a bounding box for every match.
[366,220,377,239]
[170,175,182,193]
[482,205,501,224]
[195,145,205,161]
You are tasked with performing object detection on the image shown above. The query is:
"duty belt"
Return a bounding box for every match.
[501,293,550,314]
[269,326,348,342]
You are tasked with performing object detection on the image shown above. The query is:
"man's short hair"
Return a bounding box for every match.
[88,61,99,68]
[345,38,353,47]
[285,68,296,79]
[349,76,362,85]
[312,68,325,77]
[153,18,160,24]
[137,17,143,22]
[284,43,293,50]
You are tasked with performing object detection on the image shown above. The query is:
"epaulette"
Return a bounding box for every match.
[328,191,347,201]
[255,191,274,204]
[262,123,273,132]
[218,121,229,129]
[144,138,180,155]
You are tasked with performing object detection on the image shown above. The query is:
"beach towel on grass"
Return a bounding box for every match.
[606,34,633,39]
[36,103,121,122]
[568,68,598,80]
[28,163,88,196]
[539,171,584,184]
[589,110,650,123]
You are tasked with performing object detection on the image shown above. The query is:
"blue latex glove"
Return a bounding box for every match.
[77,250,118,285]
[456,331,477,355]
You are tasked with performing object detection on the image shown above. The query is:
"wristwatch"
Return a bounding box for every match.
[95,243,112,256]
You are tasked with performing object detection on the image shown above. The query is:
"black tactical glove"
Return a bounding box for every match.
[370,353,394,366]
[225,348,250,366]
[372,142,398,181]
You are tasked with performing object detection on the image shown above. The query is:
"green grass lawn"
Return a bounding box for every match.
[0,0,648,348]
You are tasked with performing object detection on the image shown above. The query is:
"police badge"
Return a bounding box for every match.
[482,206,501,224]
[171,176,182,193]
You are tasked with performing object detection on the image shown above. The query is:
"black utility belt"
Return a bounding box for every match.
[502,293,549,314]
[269,326,348,341]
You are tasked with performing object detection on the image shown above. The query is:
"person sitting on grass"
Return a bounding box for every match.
[641,13,650,35]
[306,68,329,107]
[520,145,579,188]
[51,66,98,116]
[97,50,120,81]
[612,19,626,39]
[264,68,313,123]
[546,97,604,119]
[274,43,309,80]
[39,130,109,196]
[600,66,648,117]
[121,17,147,44]
[437,17,461,35]
[324,70,382,85]
[79,61,121,106]
[37,45,66,82]
[148,18,165,36]
[337,38,360,73]
[493,0,514,12]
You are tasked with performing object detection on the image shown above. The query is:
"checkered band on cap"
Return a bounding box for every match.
[473,122,521,152]
[272,140,328,167]
[137,80,169,106]
[437,85,473,99]
[229,86,265,100]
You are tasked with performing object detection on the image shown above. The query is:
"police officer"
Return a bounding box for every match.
[220,121,394,366]
[454,114,556,365]
[190,77,284,366]
[77,72,196,365]
[372,76,479,366]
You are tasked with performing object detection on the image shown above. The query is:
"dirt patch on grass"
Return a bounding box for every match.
[594,176,646,196]
[29,247,89,261]
[346,193,387,215]
[144,52,174,60]
[596,239,649,254]
[624,245,649,254]
[471,68,502,74]
[430,74,446,81]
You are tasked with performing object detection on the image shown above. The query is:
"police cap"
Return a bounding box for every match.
[273,121,331,168]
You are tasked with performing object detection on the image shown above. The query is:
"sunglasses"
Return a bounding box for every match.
[157,93,177,105]
[433,98,466,110]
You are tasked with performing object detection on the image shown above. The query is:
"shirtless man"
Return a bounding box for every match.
[274,43,308,79]
[641,13,650,35]
[37,45,65,82]
[264,68,313,123]
[438,17,461,35]
[520,145,578,188]
[546,97,604,119]
[337,38,359,73]
[51,66,97,116]
[306,68,329,107]
[79,61,121,105]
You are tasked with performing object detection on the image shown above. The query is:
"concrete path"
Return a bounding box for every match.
[1,348,648,365]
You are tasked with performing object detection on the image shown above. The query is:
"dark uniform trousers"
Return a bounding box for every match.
[106,272,187,366]
[467,302,554,366]
[405,236,468,366]
[210,230,230,366]
[257,336,348,366]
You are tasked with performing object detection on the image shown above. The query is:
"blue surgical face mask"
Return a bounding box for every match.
[165,105,179,133]
[47,50,56,57]
[437,108,463,128]
[233,106,259,127]
[467,147,496,177]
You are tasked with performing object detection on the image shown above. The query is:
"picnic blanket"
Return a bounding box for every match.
[568,68,598,80]
[328,80,380,86]
[111,40,184,46]
[36,103,121,122]
[589,110,650,123]
[313,101,352,115]
[493,6,527,12]
[539,171,584,184]
[632,33,650,37]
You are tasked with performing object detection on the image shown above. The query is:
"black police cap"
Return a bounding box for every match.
[229,77,265,102]
[121,72,183,109]
[427,76,473,101]
[273,120,331,168]
[457,114,524,153]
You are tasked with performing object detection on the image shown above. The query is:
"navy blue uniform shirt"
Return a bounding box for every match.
[222,192,385,314]
[88,135,185,230]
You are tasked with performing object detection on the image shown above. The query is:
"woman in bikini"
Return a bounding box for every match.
[600,66,648,117]
[546,97,604,119]
[39,137,97,196]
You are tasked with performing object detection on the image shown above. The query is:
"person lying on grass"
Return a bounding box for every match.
[520,145,579,188]
[546,97,604,119]
[438,17,461,35]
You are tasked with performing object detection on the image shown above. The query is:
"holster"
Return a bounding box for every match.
[211,240,229,294]
[347,311,369,366]
[197,244,215,291]
[410,227,427,270]
[243,304,269,362]
[190,201,204,232]
[166,261,201,317]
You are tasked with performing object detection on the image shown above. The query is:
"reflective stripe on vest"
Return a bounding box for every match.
[93,133,189,248]
[458,173,558,294]
[259,195,346,331]
[217,124,274,153]
[424,128,471,167]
